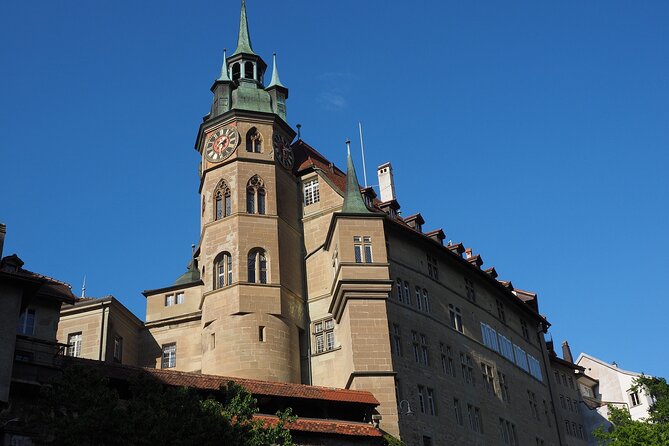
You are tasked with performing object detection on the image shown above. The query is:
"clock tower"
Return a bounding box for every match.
[193,0,304,383]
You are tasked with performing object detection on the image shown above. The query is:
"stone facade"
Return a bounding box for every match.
[48,4,600,445]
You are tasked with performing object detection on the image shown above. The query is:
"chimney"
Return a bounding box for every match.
[0,223,6,259]
[562,340,574,363]
[377,162,396,203]
[465,248,473,259]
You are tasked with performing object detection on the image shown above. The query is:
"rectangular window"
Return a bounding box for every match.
[481,323,499,352]
[422,436,433,446]
[67,332,82,357]
[498,371,510,402]
[464,277,476,302]
[426,254,438,280]
[396,279,403,302]
[353,236,373,263]
[630,391,641,406]
[176,292,184,305]
[482,363,495,394]
[496,300,506,323]
[528,355,543,381]
[259,326,266,342]
[453,398,463,425]
[468,404,483,433]
[113,335,123,362]
[498,334,515,362]
[513,344,529,372]
[314,318,336,353]
[417,385,425,413]
[420,334,429,365]
[521,319,531,342]
[449,305,463,333]
[427,388,436,415]
[404,281,411,305]
[528,391,540,420]
[17,309,36,335]
[544,400,551,427]
[304,179,320,205]
[499,419,518,445]
[165,294,175,307]
[161,343,176,368]
[412,330,420,363]
[415,286,422,310]
[461,353,475,385]
[392,324,402,356]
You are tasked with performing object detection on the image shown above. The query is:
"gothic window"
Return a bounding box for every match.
[244,61,255,80]
[396,278,403,302]
[214,179,231,220]
[246,127,263,153]
[231,62,241,81]
[248,248,268,284]
[215,252,233,289]
[246,175,266,215]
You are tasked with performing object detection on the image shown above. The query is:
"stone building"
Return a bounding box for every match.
[53,2,586,444]
[0,224,76,445]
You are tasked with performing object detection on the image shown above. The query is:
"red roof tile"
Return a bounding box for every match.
[68,358,379,406]
[254,414,383,438]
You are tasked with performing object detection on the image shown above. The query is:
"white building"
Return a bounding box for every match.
[576,353,653,424]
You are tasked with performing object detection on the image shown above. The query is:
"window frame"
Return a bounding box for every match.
[161,343,177,369]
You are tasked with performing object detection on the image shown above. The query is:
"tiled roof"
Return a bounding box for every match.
[0,257,76,303]
[254,414,383,438]
[67,358,379,406]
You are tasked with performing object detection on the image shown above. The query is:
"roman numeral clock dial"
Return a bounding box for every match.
[204,127,239,163]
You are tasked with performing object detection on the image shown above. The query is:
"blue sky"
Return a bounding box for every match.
[1,1,667,377]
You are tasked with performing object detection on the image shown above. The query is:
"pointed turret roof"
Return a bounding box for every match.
[342,140,371,214]
[233,0,255,56]
[267,53,285,89]
[217,48,231,81]
[174,259,201,286]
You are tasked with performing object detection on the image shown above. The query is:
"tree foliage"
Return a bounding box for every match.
[594,375,669,446]
[35,365,295,446]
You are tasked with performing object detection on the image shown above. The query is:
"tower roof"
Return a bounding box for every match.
[267,53,285,89]
[342,140,371,214]
[233,0,255,56]
[217,48,231,81]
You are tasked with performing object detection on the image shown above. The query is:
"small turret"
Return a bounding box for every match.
[342,139,372,214]
[210,49,233,118]
[266,53,289,121]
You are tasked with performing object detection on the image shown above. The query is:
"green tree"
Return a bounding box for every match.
[36,365,295,446]
[595,375,669,445]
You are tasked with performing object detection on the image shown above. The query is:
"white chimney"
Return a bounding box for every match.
[377,162,396,203]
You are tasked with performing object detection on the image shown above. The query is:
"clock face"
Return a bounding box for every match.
[273,134,294,169]
[205,127,239,162]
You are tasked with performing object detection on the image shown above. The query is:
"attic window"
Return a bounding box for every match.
[304,179,320,206]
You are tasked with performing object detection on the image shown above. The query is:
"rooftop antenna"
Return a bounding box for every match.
[191,244,195,255]
[358,122,368,188]
[296,124,302,140]
[81,275,86,298]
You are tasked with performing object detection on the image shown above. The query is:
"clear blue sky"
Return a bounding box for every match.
[2,1,667,377]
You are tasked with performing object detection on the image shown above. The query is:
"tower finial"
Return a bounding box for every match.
[218,48,231,81]
[342,138,371,214]
[81,275,86,299]
[268,52,285,88]
[233,0,255,55]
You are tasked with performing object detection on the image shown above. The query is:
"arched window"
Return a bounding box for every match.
[246,127,263,153]
[244,61,255,80]
[422,288,430,313]
[246,175,266,215]
[403,281,410,305]
[214,179,231,220]
[248,249,268,284]
[214,252,233,289]
[232,63,241,81]
[415,286,422,310]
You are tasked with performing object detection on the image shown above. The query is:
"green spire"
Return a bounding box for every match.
[218,48,231,81]
[233,0,255,56]
[267,53,285,88]
[342,139,371,214]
